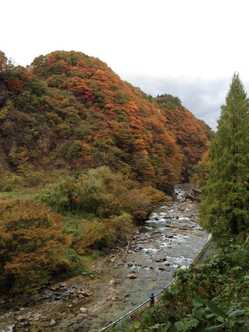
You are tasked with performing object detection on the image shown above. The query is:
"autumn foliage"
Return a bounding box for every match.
[39,166,167,223]
[0,50,210,293]
[0,200,78,293]
[0,50,209,191]
[38,166,167,255]
[155,94,211,179]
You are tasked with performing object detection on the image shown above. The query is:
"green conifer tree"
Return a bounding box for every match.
[200,74,249,239]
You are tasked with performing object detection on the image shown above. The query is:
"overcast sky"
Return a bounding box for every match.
[2,0,249,128]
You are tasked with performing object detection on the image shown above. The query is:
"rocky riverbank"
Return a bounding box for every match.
[0,185,208,332]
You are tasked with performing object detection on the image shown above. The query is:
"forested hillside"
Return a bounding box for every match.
[0,50,209,191]
[0,50,210,294]
[155,94,210,179]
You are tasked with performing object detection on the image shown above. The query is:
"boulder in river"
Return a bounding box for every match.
[155,258,167,263]
[50,319,56,326]
[158,267,166,271]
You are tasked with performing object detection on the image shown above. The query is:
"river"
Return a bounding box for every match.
[0,185,208,332]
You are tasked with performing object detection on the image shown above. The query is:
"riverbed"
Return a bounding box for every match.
[0,185,208,332]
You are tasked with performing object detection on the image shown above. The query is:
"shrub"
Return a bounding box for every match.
[17,164,45,187]
[125,186,167,224]
[38,166,167,223]
[64,140,82,161]
[39,166,130,216]
[0,170,23,192]
[80,213,134,251]
[75,166,130,217]
[38,176,78,212]
[0,199,80,293]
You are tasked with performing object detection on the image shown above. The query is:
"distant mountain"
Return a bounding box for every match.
[0,51,210,191]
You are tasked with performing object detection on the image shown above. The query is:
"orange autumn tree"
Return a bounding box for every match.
[0,200,78,293]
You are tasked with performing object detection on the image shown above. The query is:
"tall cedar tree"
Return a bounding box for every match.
[200,74,249,239]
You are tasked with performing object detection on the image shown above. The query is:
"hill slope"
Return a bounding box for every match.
[0,51,210,190]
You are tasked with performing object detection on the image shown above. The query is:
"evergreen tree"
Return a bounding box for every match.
[200,74,249,239]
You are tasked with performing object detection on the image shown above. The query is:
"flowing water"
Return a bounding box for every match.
[84,185,208,331]
[0,185,208,332]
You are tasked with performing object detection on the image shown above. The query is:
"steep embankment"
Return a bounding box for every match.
[0,51,209,190]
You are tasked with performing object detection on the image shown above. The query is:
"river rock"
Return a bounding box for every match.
[18,321,29,328]
[78,289,92,297]
[167,234,174,238]
[109,279,115,286]
[109,279,120,286]
[33,313,42,321]
[0,325,15,332]
[158,267,166,271]
[50,319,56,326]
[155,258,167,263]
[80,307,88,314]
[72,298,79,304]
[107,294,118,302]
[128,272,137,279]
[59,282,67,288]
[16,315,27,322]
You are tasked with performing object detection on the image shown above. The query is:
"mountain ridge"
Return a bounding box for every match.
[0,50,210,190]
